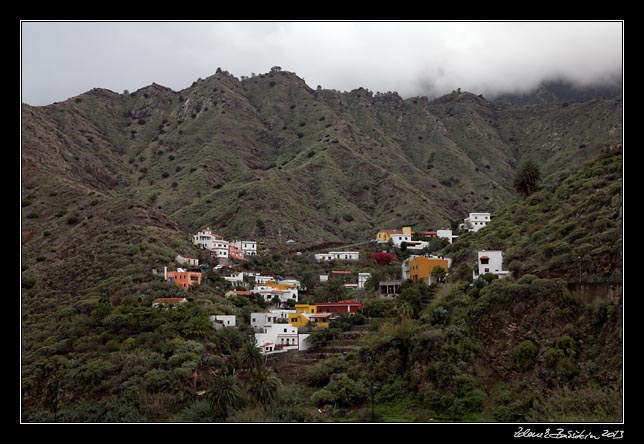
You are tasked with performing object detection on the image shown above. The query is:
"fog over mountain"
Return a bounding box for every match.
[22,22,622,106]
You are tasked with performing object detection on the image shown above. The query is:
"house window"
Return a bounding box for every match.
[252,318,256,323]
[291,318,298,323]
[480,258,489,264]
[485,268,490,273]
[284,328,287,332]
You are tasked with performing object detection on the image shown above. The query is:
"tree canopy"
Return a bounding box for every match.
[513,160,541,196]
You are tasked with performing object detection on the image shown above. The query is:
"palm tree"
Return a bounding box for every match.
[365,271,383,293]
[248,367,281,406]
[208,374,244,420]
[397,302,414,321]
[238,341,264,371]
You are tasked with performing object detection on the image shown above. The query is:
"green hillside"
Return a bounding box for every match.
[443,145,622,282]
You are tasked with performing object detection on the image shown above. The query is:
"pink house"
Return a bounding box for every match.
[229,244,245,261]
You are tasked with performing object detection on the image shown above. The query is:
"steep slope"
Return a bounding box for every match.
[443,145,622,282]
[295,149,622,422]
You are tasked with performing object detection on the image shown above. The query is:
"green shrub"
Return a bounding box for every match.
[22,276,36,289]
[544,347,559,368]
[307,362,333,387]
[555,334,575,357]
[515,340,538,371]
[67,216,79,225]
[311,388,335,406]
[431,306,449,326]
[556,356,579,381]
[327,374,368,407]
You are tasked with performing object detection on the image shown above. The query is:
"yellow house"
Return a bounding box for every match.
[287,310,329,328]
[376,226,412,243]
[264,281,297,290]
[287,312,311,328]
[295,304,317,314]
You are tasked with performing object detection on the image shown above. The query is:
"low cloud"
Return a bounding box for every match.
[21,21,622,105]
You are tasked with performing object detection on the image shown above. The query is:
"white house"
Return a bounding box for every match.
[255,323,300,354]
[358,272,372,289]
[232,240,258,256]
[250,310,295,330]
[192,227,225,250]
[175,254,199,267]
[405,241,430,251]
[314,251,360,262]
[474,250,511,279]
[255,275,275,285]
[464,213,491,232]
[224,271,244,283]
[252,287,299,304]
[209,315,236,329]
[390,233,413,247]
[437,229,457,244]
[319,275,329,282]
[210,240,230,258]
[401,257,414,280]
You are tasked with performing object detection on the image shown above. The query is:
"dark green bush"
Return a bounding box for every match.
[515,340,538,371]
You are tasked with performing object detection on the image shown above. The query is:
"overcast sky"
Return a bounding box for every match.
[21,21,622,106]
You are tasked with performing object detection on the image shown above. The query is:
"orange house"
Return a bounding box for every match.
[166,271,202,290]
[409,256,449,284]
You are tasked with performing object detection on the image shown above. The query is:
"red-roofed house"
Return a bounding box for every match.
[328,270,353,283]
[315,300,364,315]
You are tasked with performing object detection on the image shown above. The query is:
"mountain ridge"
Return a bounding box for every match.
[22,68,622,244]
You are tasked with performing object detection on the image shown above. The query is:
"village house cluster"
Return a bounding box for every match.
[152,214,510,356]
[251,300,364,354]
[192,227,258,262]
